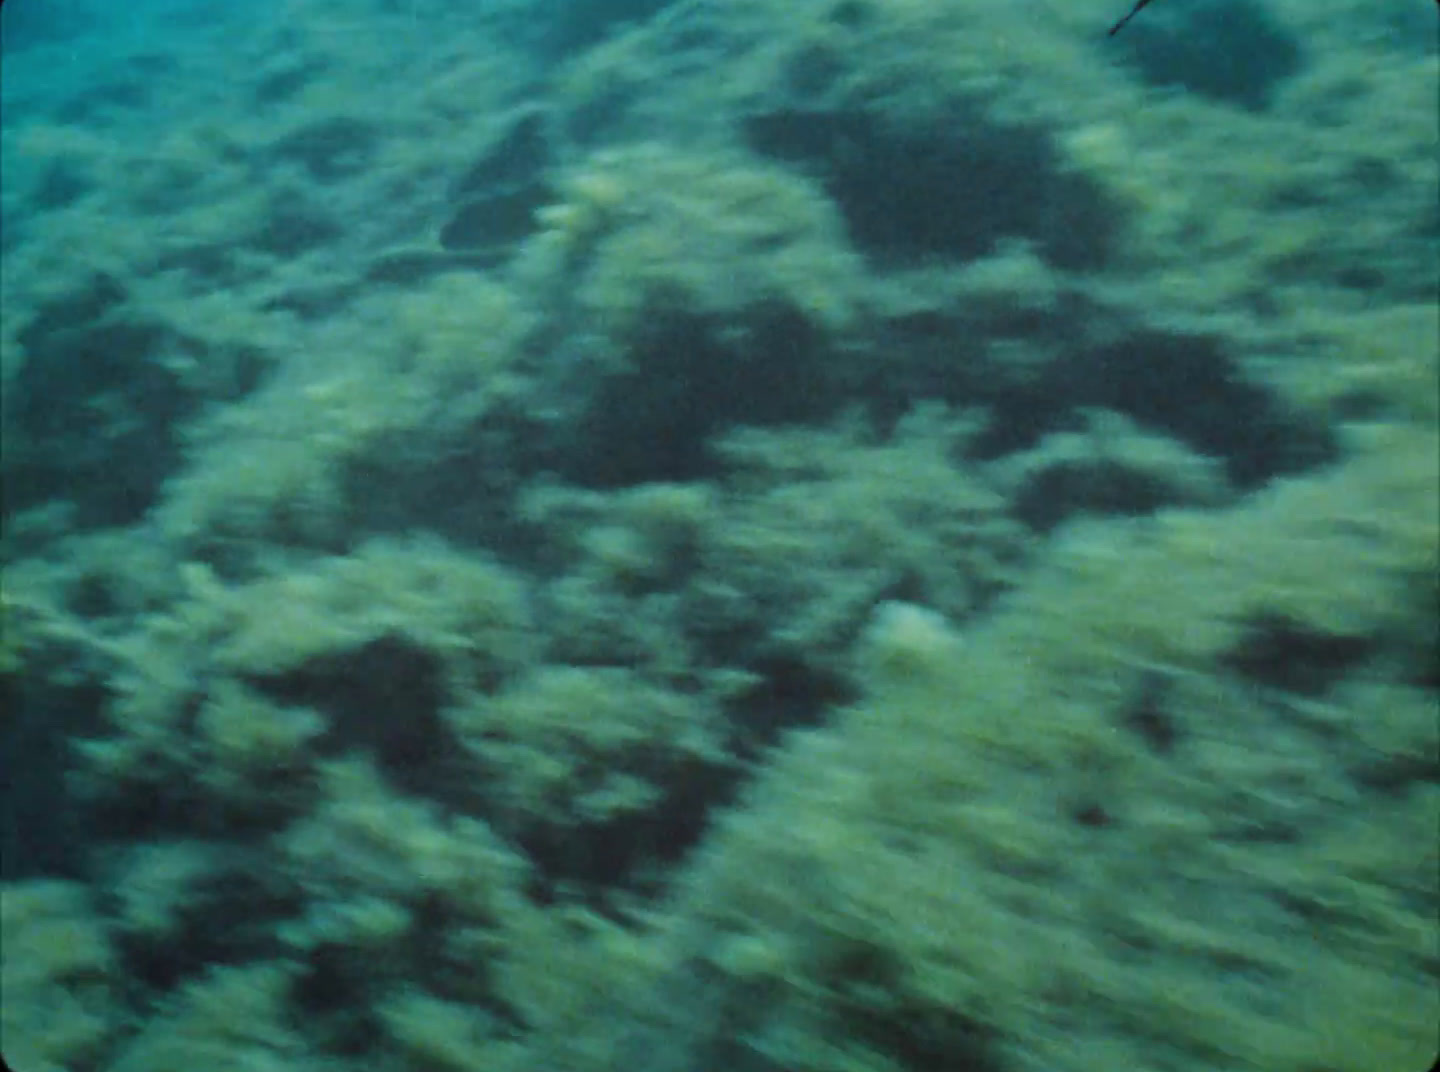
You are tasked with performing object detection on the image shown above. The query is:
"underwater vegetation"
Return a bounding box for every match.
[1,2,1435,1071]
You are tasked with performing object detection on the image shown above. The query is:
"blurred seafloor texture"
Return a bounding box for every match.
[1,1,1437,1070]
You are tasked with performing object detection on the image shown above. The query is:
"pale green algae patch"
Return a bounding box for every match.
[597,435,1437,1072]
[1,883,119,1072]
[1,0,1437,1070]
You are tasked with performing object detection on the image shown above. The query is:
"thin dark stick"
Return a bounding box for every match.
[1108,0,1156,36]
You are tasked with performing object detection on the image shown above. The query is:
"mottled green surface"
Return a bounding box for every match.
[2,2,1436,1070]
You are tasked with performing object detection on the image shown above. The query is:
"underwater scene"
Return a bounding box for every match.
[1,1,1436,1069]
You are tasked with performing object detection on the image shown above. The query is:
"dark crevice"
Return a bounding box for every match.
[1225,615,1373,696]
[1111,0,1303,111]
[8,281,198,527]
[252,635,455,799]
[973,331,1338,490]
[745,106,1117,270]
[552,305,837,488]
